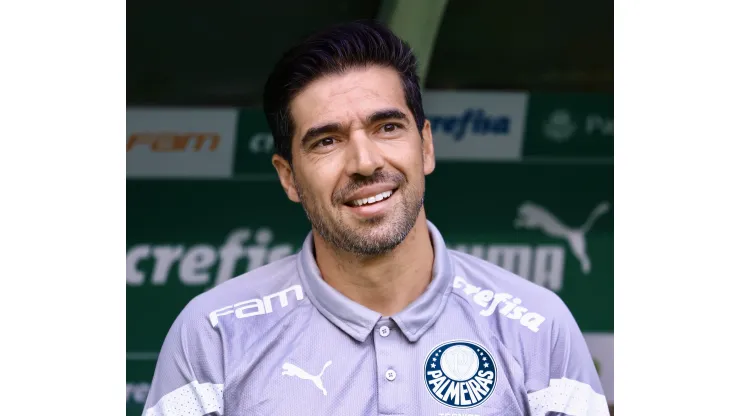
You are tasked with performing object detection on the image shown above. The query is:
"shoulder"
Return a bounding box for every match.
[448,249,575,337]
[175,253,305,332]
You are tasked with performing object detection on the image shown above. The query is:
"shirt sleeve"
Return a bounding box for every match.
[526,297,610,416]
[142,302,225,416]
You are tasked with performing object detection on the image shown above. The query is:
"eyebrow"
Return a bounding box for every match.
[366,108,409,125]
[300,108,410,148]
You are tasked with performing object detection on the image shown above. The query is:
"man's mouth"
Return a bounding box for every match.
[346,189,396,207]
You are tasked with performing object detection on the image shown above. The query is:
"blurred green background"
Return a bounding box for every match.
[127,1,613,414]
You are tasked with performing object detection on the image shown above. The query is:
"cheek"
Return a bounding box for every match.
[295,162,340,202]
[387,142,425,173]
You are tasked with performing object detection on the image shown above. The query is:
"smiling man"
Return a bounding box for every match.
[143,20,609,416]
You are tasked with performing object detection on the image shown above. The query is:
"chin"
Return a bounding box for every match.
[362,217,414,240]
[346,235,405,256]
[356,214,390,225]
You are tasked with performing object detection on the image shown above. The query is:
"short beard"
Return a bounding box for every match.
[294,172,424,257]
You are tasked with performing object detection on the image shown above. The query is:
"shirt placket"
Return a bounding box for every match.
[373,318,406,416]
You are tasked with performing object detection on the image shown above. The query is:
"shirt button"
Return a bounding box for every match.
[385,369,396,381]
[379,325,390,337]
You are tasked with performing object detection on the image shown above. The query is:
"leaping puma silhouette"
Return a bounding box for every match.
[514,201,610,274]
[281,361,332,396]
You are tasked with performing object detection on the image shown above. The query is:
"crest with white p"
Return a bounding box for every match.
[424,340,497,409]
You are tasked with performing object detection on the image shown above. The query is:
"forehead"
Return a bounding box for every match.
[289,66,410,134]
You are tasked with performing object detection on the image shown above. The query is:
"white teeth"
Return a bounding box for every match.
[351,190,393,206]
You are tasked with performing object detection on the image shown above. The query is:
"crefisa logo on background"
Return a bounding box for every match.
[424,340,497,408]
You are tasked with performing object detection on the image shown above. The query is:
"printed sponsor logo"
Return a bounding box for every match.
[247,132,274,154]
[126,228,295,287]
[514,200,610,276]
[452,244,565,291]
[127,132,220,152]
[543,109,613,142]
[429,109,510,141]
[543,110,577,142]
[452,201,611,291]
[209,284,304,327]
[453,275,546,333]
[281,360,333,396]
[126,109,237,178]
[423,91,527,161]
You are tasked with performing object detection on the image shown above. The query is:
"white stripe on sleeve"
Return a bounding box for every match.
[527,377,609,416]
[144,381,224,416]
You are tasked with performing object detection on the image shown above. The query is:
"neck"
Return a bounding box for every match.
[313,211,435,317]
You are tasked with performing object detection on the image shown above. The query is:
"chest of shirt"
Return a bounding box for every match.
[219,309,530,415]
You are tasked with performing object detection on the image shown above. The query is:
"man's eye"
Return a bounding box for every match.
[382,123,398,133]
[317,137,335,147]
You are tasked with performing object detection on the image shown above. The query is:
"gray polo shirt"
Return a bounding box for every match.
[143,221,609,416]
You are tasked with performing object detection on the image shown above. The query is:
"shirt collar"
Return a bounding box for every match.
[297,220,455,343]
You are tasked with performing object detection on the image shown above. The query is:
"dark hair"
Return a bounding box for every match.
[262,20,425,163]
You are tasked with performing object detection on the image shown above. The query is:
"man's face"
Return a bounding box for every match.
[272,65,435,256]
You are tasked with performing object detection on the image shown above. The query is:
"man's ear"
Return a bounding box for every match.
[421,119,436,175]
[272,154,301,203]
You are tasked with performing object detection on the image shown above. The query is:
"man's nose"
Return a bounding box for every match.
[344,133,385,177]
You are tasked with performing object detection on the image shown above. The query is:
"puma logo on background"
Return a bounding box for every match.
[281,361,332,396]
[514,201,610,274]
